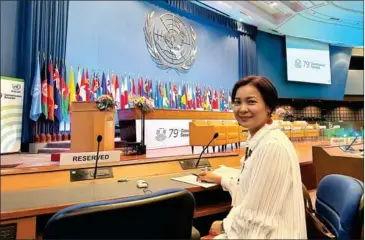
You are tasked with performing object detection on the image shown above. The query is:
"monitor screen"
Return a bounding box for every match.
[286,36,331,85]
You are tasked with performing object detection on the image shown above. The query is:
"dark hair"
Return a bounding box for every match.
[231,75,278,114]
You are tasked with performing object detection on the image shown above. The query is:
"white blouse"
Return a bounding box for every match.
[217,123,307,239]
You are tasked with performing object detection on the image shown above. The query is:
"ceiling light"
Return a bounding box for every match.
[271,2,277,7]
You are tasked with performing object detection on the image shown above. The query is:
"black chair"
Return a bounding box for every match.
[43,188,199,239]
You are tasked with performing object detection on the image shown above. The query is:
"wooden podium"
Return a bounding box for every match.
[70,102,115,152]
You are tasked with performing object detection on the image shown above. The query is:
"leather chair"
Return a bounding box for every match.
[189,120,217,154]
[290,122,305,141]
[43,188,199,239]
[305,124,320,140]
[222,120,239,150]
[315,174,364,239]
[206,120,228,152]
[236,123,248,147]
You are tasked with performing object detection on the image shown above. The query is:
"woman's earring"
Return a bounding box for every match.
[267,113,273,124]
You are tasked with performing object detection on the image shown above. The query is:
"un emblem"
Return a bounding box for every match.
[144,11,197,73]
[155,128,167,142]
[295,59,302,68]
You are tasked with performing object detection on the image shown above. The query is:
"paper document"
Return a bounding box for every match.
[212,166,240,178]
[171,174,217,188]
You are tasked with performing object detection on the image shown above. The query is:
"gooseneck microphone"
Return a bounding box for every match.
[195,133,219,168]
[346,134,359,151]
[93,135,103,179]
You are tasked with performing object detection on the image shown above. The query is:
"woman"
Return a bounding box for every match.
[199,76,307,239]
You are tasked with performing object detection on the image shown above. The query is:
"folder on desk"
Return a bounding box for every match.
[171,174,218,188]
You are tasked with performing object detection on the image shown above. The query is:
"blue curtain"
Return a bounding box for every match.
[17,0,69,148]
[239,33,258,78]
[151,0,257,36]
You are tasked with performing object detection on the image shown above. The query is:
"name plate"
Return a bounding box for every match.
[59,151,120,166]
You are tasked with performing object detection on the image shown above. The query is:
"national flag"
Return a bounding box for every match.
[111,73,116,100]
[196,86,202,109]
[181,84,187,109]
[47,58,55,121]
[68,66,76,111]
[114,74,120,108]
[30,53,42,121]
[75,67,82,101]
[53,63,62,121]
[131,77,136,95]
[106,72,111,96]
[79,68,86,101]
[101,72,107,95]
[123,75,128,108]
[60,60,69,121]
[91,72,99,100]
[85,68,90,101]
[41,57,48,118]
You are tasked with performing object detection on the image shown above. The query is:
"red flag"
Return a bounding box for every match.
[85,68,90,101]
[131,78,136,95]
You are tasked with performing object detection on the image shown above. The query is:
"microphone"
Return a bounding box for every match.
[195,133,219,168]
[93,135,103,179]
[346,133,359,151]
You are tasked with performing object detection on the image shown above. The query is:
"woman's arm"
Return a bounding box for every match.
[199,171,238,198]
[223,141,292,239]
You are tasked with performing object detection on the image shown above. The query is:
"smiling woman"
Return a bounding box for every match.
[198,76,307,239]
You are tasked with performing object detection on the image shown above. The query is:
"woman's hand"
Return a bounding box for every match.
[198,171,222,184]
[209,221,223,236]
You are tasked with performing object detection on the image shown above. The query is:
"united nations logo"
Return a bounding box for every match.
[155,128,167,142]
[12,83,21,90]
[295,59,302,68]
[144,11,197,73]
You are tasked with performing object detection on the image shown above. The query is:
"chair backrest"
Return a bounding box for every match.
[43,188,195,239]
[315,174,364,239]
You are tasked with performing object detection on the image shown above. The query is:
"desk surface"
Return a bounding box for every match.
[1,170,227,221]
[319,144,363,159]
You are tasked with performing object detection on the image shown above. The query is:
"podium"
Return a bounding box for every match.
[70,102,115,153]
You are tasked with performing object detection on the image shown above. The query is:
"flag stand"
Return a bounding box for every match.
[34,121,40,143]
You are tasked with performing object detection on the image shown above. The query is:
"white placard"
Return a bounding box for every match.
[1,76,24,154]
[59,150,121,166]
[136,119,191,149]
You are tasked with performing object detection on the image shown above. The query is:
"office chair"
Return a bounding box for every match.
[43,188,199,239]
[315,174,364,239]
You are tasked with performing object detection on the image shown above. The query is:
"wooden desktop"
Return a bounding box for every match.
[0,152,241,239]
[312,143,364,187]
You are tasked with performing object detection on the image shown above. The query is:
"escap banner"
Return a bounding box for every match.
[1,76,24,154]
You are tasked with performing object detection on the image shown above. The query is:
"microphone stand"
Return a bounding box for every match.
[93,136,102,179]
[195,133,218,168]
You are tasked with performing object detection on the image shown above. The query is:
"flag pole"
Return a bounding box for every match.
[34,120,40,143]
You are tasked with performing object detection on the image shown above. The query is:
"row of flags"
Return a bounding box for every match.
[29,55,234,123]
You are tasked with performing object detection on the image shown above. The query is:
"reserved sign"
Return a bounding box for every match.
[59,151,121,166]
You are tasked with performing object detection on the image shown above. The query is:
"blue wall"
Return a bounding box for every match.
[257,31,352,100]
[66,1,239,87]
[1,0,19,77]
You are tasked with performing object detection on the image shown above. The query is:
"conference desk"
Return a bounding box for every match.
[313,144,364,187]
[1,152,240,239]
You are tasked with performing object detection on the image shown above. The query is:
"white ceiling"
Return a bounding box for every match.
[195,1,364,47]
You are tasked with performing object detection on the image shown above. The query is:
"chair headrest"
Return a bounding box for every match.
[48,188,191,223]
